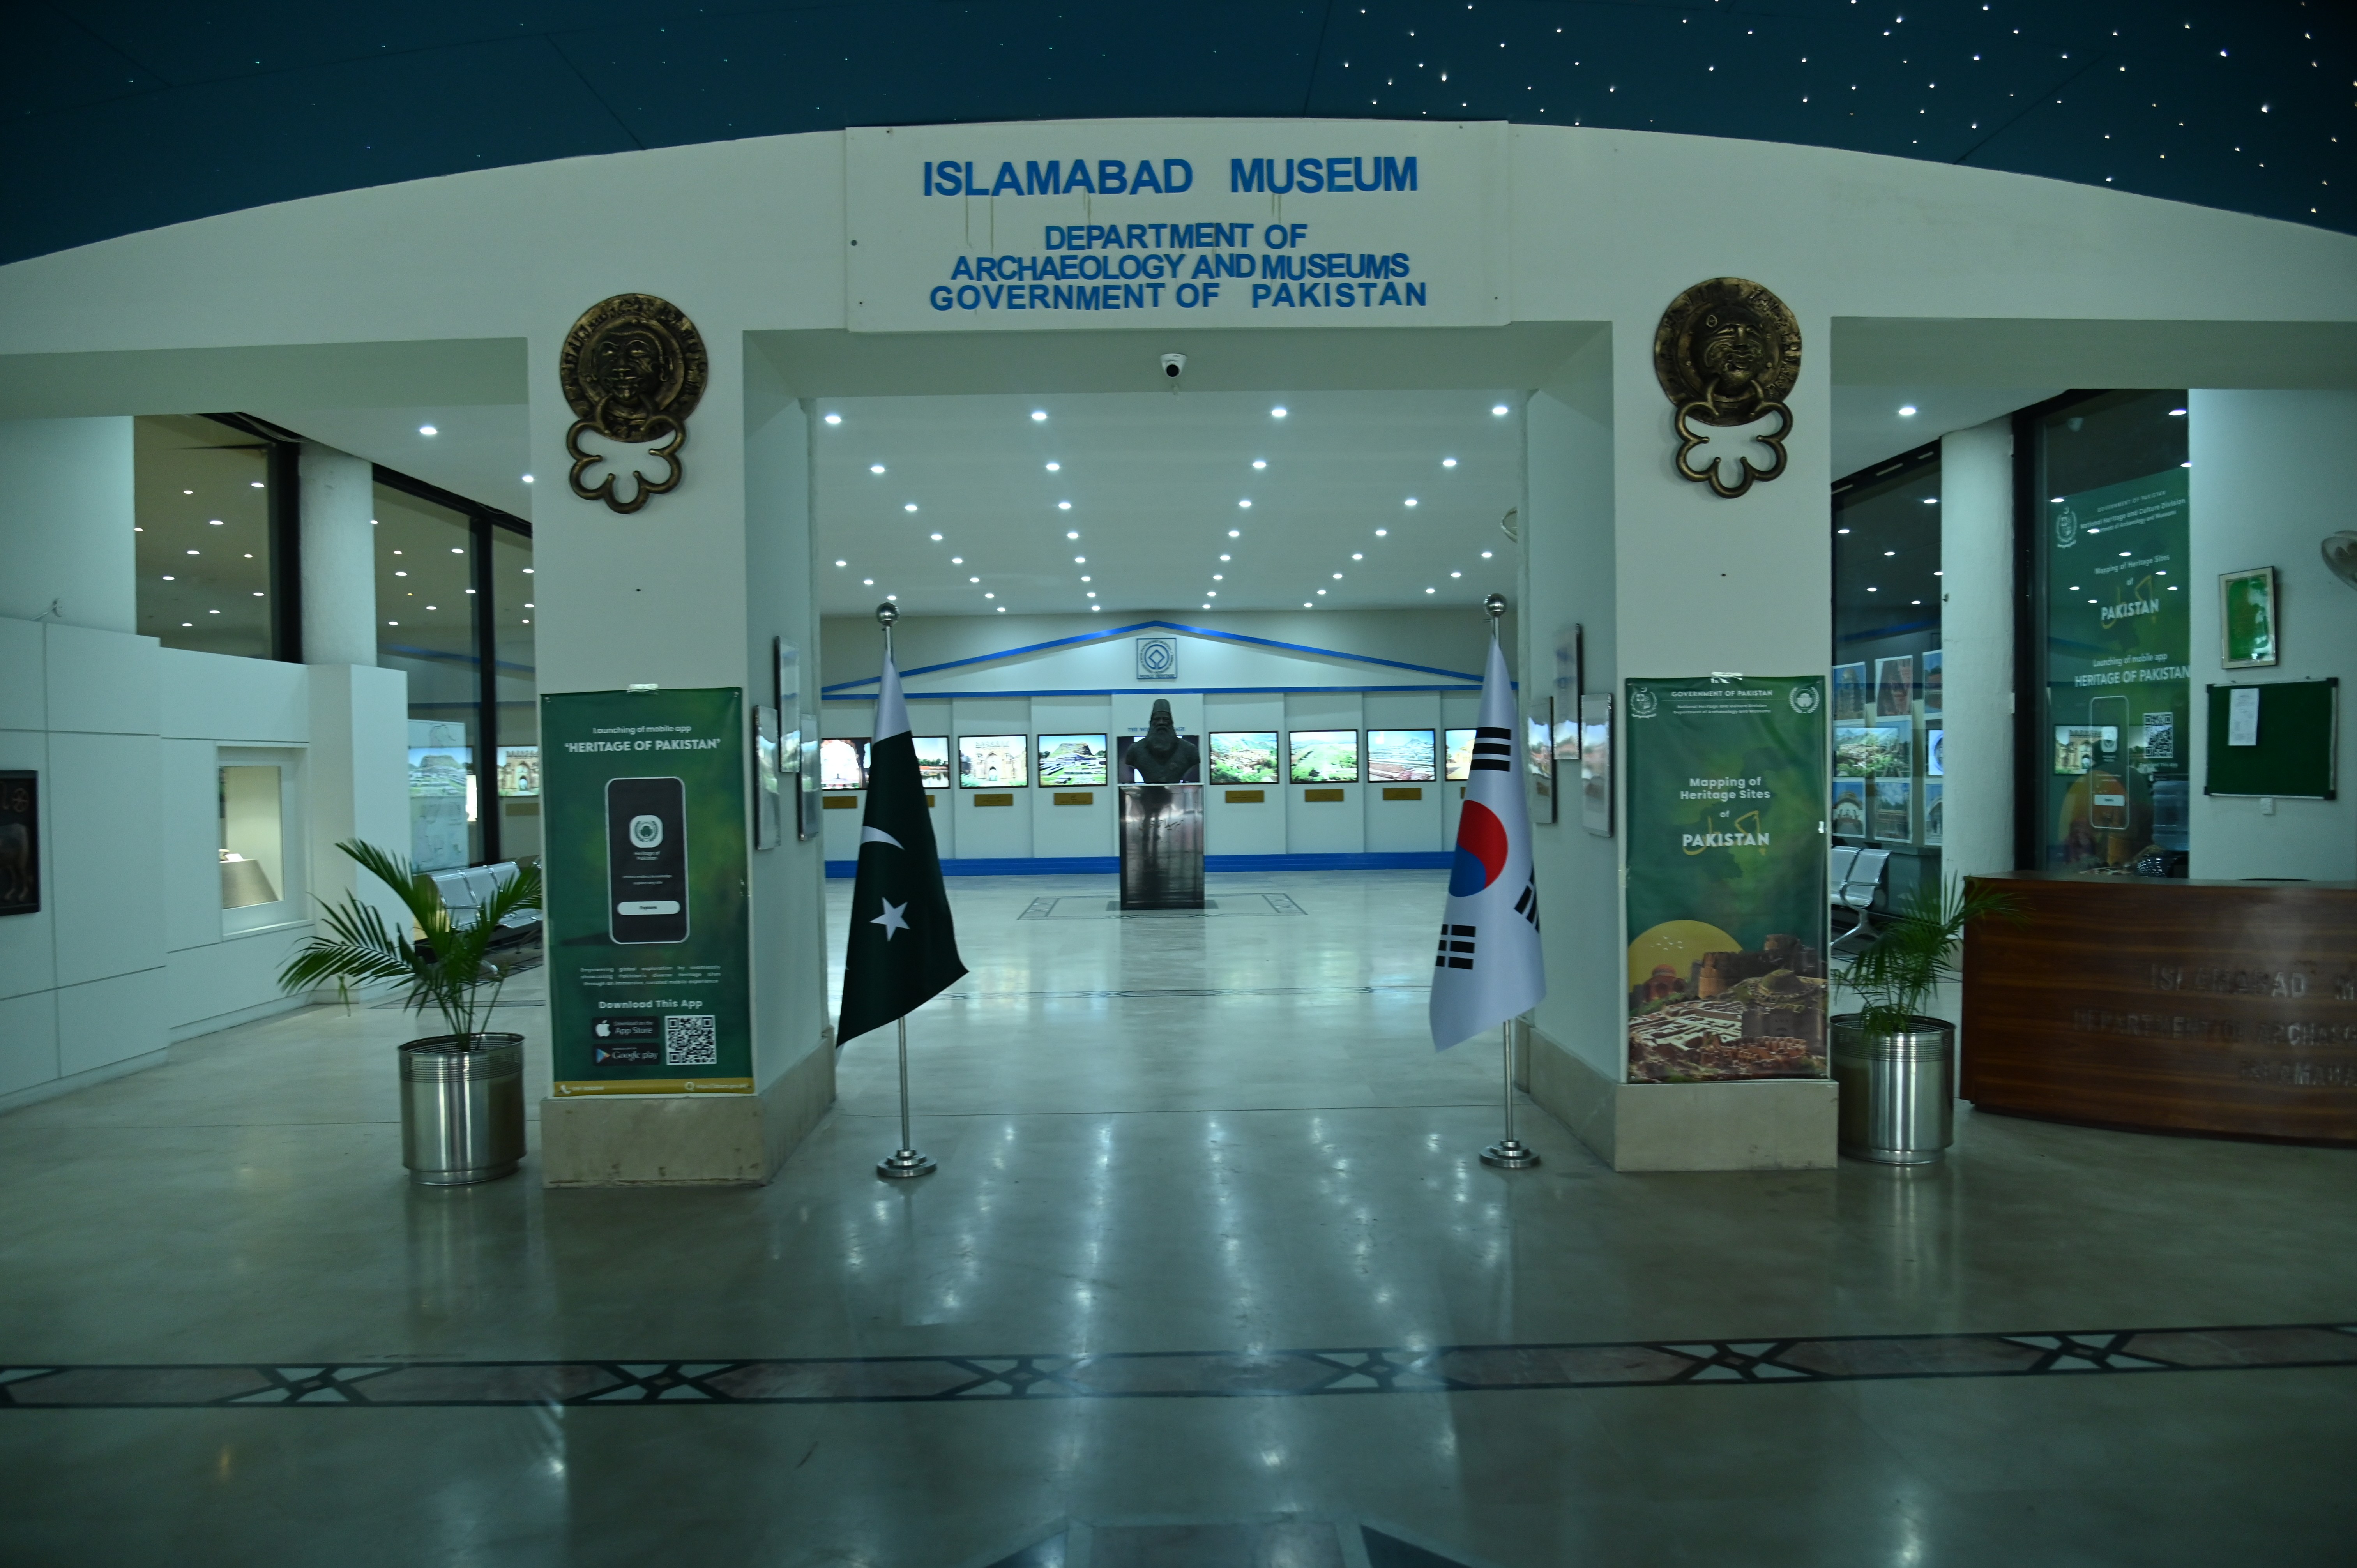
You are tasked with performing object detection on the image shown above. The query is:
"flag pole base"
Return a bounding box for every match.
[1481,1139,1540,1169]
[877,1148,936,1180]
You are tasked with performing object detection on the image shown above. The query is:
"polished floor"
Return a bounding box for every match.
[1,870,2352,1565]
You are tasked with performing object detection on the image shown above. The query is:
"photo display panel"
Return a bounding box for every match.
[1037,734,1110,786]
[1444,728,1474,782]
[912,736,951,789]
[819,737,868,790]
[959,735,1029,788]
[1366,729,1436,782]
[1208,731,1279,784]
[1288,730,1359,784]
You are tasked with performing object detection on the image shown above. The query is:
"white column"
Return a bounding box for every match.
[1938,418,2015,877]
[0,417,135,632]
[298,441,378,666]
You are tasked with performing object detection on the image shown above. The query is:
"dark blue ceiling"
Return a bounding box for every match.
[8,2,2350,267]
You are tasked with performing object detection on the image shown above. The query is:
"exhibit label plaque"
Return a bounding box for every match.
[1623,676,1827,1083]
[542,688,753,1096]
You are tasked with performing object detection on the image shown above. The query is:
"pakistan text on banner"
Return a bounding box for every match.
[843,120,1510,333]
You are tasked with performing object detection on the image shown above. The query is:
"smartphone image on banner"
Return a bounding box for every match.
[606,777,689,944]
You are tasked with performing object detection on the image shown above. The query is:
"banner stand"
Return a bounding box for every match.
[1481,1020,1539,1169]
[876,1014,936,1180]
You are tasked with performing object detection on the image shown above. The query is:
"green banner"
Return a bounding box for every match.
[2040,468,2191,867]
[1623,676,1828,1084]
[542,688,753,1095]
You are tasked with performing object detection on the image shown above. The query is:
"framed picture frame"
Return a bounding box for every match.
[2219,566,2278,669]
[957,735,1028,788]
[1873,655,1915,718]
[1208,731,1279,784]
[1037,733,1110,786]
[1443,728,1474,782]
[0,770,38,916]
[1286,730,1358,785]
[1830,662,1869,722]
[1578,694,1613,838]
[1367,729,1437,783]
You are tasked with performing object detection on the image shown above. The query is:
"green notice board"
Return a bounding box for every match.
[543,687,753,1096]
[2205,680,2339,799]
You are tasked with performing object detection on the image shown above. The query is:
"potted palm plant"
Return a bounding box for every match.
[1832,875,2018,1165]
[281,840,541,1185]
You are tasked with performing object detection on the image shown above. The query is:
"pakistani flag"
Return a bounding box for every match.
[837,653,966,1045]
[1429,637,1546,1049]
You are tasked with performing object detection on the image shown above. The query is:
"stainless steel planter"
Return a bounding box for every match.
[1830,1015,1955,1165]
[398,1033,525,1185]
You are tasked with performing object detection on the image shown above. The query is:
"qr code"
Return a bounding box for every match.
[663,1015,718,1067]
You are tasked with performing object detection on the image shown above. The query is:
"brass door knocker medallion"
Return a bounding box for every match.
[560,294,708,514]
[1653,278,1801,500]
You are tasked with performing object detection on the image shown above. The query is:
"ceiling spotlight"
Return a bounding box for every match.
[182,489,193,495]
[1045,461,1060,471]
[1481,550,1493,559]
[1352,553,1363,560]
[1375,528,1387,537]
[1884,550,1896,557]
[1923,497,1939,505]
[1074,556,1086,564]
[1253,459,1267,470]
[1066,530,1080,540]
[1092,605,1101,612]
[1239,499,1252,509]
[1219,554,1231,562]
[1201,603,1211,609]
[1080,575,1091,582]
[208,519,223,526]
[1898,405,1918,417]
[997,606,1007,613]
[1270,406,1288,418]
[1451,571,1462,578]
[824,413,841,424]
[1332,572,1343,580]
[1212,574,1224,581]
[521,475,534,484]
[864,578,875,585]
[1227,529,1240,538]
[1304,602,1313,608]
[970,576,981,583]
[1207,591,1217,598]
[870,463,886,474]
[952,556,964,564]
[835,559,847,567]
[1424,587,1436,594]
[418,425,437,436]
[984,592,995,599]
[2169,408,2187,417]
[904,503,918,512]
[1490,404,1508,416]
[1404,498,1418,507]
[1316,589,1326,595]
[930,533,943,541]
[1442,457,1457,468]
[161,574,174,581]
[1058,501,1072,511]
[1030,410,1048,422]
[1867,586,1878,593]
[1087,592,1096,598]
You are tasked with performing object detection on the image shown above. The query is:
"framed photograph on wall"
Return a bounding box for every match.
[1287,730,1359,784]
[0,771,37,916]
[1871,776,1913,842]
[1367,729,1436,782]
[1925,728,1945,777]
[2219,566,2278,668]
[1208,731,1279,784]
[1922,779,1945,846]
[1830,777,1868,838]
[912,736,951,789]
[1444,728,1475,782]
[1830,662,1869,721]
[1578,694,1613,838]
[818,737,868,790]
[751,706,783,850]
[1921,649,1944,716]
[1873,655,1915,717]
[958,735,1028,788]
[1525,700,1557,823]
[1037,734,1110,786]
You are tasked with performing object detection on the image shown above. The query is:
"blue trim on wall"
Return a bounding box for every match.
[824,851,1449,879]
[820,618,1483,695]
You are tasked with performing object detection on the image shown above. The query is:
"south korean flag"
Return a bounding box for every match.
[1429,637,1546,1050]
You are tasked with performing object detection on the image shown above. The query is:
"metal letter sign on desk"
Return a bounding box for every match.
[1119,784,1204,909]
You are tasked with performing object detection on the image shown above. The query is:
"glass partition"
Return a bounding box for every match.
[134,416,279,659]
[1831,443,1941,907]
[2026,391,2191,871]
[490,524,539,863]
[376,483,481,870]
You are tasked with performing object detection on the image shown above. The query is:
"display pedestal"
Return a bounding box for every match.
[1119,784,1204,909]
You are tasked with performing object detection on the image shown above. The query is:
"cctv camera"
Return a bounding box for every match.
[1160,353,1186,381]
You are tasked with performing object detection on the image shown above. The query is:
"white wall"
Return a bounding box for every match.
[0,417,135,632]
[1939,418,2016,878]
[2187,390,2357,881]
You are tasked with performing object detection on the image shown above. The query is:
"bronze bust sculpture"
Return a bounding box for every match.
[1125,700,1199,783]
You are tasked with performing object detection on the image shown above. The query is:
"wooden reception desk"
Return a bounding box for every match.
[1961,872,2357,1145]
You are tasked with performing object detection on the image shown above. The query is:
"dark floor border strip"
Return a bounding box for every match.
[4,1323,2351,1410]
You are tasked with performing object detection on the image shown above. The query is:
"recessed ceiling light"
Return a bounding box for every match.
[521,474,534,484]
[1253,459,1267,470]
[208,519,223,526]
[1491,404,1508,416]
[1352,553,1363,560]
[161,574,174,581]
[250,480,265,489]
[1375,528,1387,537]
[1304,602,1313,608]
[824,413,841,424]
[1451,571,1462,578]
[1898,406,1917,417]
[183,489,193,495]
[904,503,918,512]
[2169,408,2187,417]
[1087,592,1096,598]
[1837,527,1850,534]
[1080,576,1090,582]
[997,606,1007,613]
[1219,554,1231,562]
[1207,591,1217,598]
[1091,605,1101,612]
[835,559,847,567]
[1270,406,1288,418]
[1424,587,1435,594]
[1332,572,1343,580]
[1074,556,1086,563]
[419,425,437,436]
[1316,589,1325,595]
[187,549,198,555]
[1201,603,1211,609]
[1866,587,1878,593]
[1044,462,1062,473]
[1066,530,1080,539]
[1058,501,1072,511]
[1030,410,1047,422]
[970,576,981,583]
[1404,498,1418,507]
[930,533,942,541]
[182,622,193,627]
[984,592,995,599]
[1442,457,1457,468]
[1227,529,1240,538]
[864,578,875,585]
[1481,550,1493,559]
[1885,550,1896,557]
[1239,499,1252,509]
[870,464,886,474]
[952,556,964,564]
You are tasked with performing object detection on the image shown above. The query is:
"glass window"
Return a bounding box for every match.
[219,764,284,908]
[2028,392,2191,871]
[375,484,481,871]
[1832,445,1942,907]
[490,524,539,863]
[134,416,278,659]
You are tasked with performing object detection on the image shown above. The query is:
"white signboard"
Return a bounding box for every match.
[845,120,1509,332]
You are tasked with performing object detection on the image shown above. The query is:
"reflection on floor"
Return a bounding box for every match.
[0,871,2351,1566]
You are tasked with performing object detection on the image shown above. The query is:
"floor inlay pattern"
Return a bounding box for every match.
[5,1324,2351,1410]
